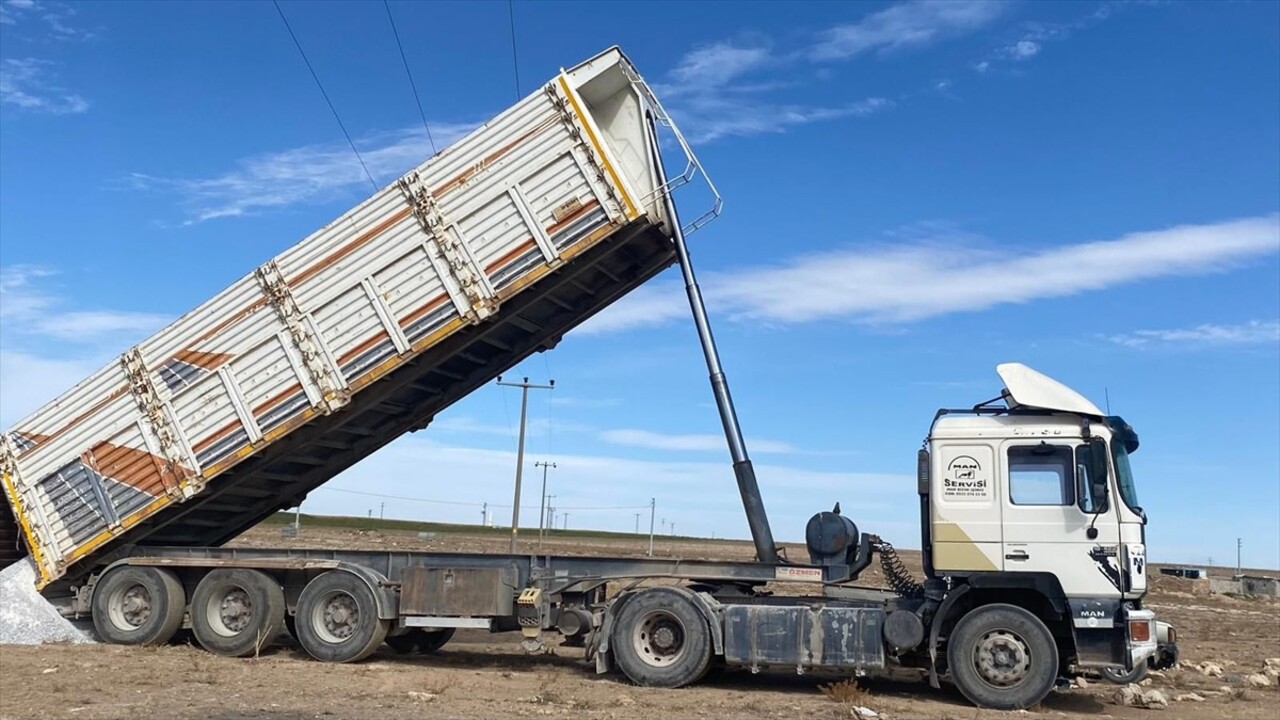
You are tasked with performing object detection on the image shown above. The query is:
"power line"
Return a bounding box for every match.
[506,0,522,99]
[272,0,378,191]
[317,485,648,511]
[382,0,437,155]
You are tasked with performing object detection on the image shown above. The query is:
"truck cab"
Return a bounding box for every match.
[921,363,1170,705]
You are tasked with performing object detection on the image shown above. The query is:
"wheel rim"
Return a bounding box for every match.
[631,609,686,668]
[311,589,360,644]
[973,628,1032,687]
[107,582,152,630]
[204,582,255,637]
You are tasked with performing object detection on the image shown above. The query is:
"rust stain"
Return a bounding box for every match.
[432,116,558,198]
[85,441,179,495]
[288,207,413,288]
[191,298,269,345]
[336,331,390,366]
[174,349,234,371]
[484,239,537,275]
[252,383,303,417]
[39,386,130,448]
[545,198,601,236]
[398,293,449,328]
[190,420,242,454]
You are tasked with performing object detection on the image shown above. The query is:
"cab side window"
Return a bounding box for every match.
[1008,443,1074,505]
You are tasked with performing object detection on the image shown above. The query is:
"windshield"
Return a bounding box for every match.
[1110,432,1141,513]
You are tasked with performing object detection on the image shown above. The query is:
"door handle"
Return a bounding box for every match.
[1005,550,1030,561]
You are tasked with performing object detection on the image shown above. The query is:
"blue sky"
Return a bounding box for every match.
[1,0,1277,567]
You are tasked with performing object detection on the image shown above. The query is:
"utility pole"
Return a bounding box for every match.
[380,501,385,520]
[480,502,487,527]
[670,522,676,537]
[563,512,569,530]
[648,498,655,557]
[293,503,301,534]
[546,495,556,532]
[634,513,641,533]
[1237,538,1242,577]
[535,461,556,550]
[497,376,554,553]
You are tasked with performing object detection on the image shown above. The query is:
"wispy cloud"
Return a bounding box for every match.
[0,57,87,114]
[811,0,1006,61]
[975,2,1122,73]
[1109,320,1280,349]
[600,429,797,454]
[581,215,1280,332]
[127,124,475,224]
[0,0,93,40]
[0,266,168,344]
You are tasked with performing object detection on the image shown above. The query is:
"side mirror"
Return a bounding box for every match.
[1087,437,1110,513]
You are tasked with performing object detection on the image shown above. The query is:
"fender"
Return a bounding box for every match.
[593,585,724,674]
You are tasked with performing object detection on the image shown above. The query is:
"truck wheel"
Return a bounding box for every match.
[295,571,389,662]
[947,603,1058,710]
[386,627,455,654]
[92,566,185,646]
[1101,662,1149,685]
[611,587,712,688]
[190,569,286,657]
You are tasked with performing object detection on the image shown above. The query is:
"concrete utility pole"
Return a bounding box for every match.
[497,376,554,553]
[563,512,569,530]
[1237,538,1243,577]
[634,513,641,533]
[480,502,487,527]
[546,495,556,532]
[380,502,385,520]
[648,498,655,557]
[535,461,557,550]
[293,503,301,534]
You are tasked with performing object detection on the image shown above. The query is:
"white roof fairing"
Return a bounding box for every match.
[996,363,1105,417]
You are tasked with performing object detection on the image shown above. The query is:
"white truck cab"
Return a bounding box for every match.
[921,363,1169,699]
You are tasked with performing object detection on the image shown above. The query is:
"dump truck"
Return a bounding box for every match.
[0,47,1176,710]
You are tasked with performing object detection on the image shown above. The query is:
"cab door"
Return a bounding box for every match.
[999,439,1123,598]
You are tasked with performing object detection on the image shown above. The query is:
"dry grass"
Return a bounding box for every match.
[819,678,871,705]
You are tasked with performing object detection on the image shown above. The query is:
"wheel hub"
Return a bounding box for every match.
[219,590,253,633]
[119,585,152,627]
[632,610,686,667]
[323,594,359,639]
[974,630,1031,687]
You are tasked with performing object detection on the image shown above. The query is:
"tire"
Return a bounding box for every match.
[91,566,186,646]
[947,603,1059,710]
[295,571,390,662]
[386,627,455,654]
[611,587,713,688]
[1101,662,1149,685]
[190,569,286,657]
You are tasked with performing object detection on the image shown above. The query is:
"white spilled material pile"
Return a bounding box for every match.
[0,558,93,644]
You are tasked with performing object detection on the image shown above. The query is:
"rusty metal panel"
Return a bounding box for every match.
[722,604,885,670]
[399,566,516,617]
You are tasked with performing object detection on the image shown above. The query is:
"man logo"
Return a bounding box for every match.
[948,456,980,480]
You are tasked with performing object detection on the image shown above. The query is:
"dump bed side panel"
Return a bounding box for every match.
[1,48,680,587]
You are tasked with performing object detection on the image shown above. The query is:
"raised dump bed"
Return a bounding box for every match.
[0,47,716,590]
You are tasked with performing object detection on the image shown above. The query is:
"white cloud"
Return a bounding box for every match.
[600,429,798,454]
[0,266,168,343]
[1006,40,1040,60]
[810,0,1006,61]
[0,350,102,427]
[1109,320,1280,349]
[129,123,476,224]
[581,215,1280,332]
[0,57,88,114]
[666,42,775,90]
[0,1,94,40]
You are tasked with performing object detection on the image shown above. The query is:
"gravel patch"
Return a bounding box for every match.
[0,558,93,645]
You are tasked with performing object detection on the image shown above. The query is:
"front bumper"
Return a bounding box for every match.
[1126,608,1159,670]
[1150,620,1179,670]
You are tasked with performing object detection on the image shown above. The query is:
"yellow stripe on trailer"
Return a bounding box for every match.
[557,75,639,220]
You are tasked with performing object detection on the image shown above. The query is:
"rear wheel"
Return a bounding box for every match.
[92,566,185,646]
[611,587,712,688]
[295,571,389,662]
[947,603,1058,710]
[190,569,286,657]
[386,627,455,654]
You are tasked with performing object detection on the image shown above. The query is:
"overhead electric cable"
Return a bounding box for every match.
[382,0,437,155]
[272,0,378,191]
[319,485,647,511]
[506,0,522,99]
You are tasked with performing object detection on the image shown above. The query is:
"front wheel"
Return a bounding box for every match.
[947,603,1059,710]
[386,627,455,654]
[1101,662,1149,685]
[611,587,713,688]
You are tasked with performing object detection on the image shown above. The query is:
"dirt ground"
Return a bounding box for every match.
[2,525,1277,720]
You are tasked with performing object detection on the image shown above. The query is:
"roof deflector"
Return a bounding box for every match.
[996,363,1104,417]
